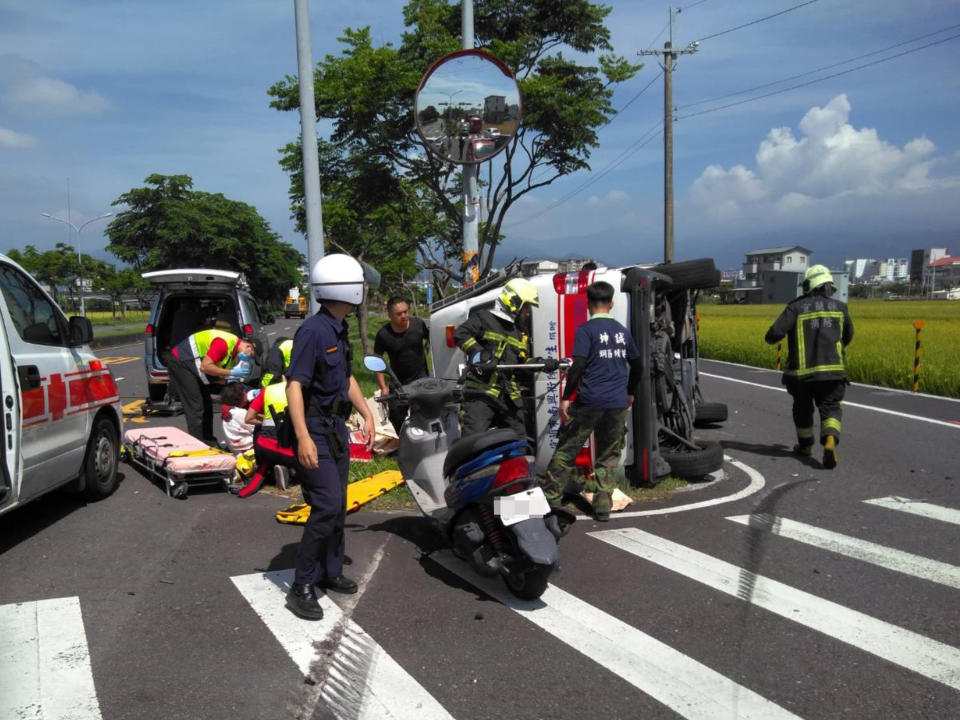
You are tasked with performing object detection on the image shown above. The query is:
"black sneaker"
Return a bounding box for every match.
[286,583,324,620]
[317,575,358,594]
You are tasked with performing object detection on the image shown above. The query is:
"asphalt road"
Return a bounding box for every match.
[2,331,959,719]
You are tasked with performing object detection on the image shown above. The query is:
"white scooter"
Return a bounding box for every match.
[363,354,574,600]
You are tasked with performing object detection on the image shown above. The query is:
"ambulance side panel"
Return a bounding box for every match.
[0,262,88,503]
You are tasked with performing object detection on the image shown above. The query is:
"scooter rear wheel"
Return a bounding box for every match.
[503,563,552,600]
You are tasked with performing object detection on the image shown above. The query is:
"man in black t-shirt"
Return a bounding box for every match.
[374,297,430,434]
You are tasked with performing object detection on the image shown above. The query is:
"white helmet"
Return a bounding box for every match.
[310,253,366,305]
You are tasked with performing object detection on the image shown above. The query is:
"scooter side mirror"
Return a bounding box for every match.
[363,355,387,373]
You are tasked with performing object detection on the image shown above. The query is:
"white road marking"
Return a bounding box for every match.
[0,597,102,720]
[864,496,960,527]
[591,527,960,691]
[727,514,960,590]
[701,371,960,430]
[431,550,800,720]
[231,570,453,720]
[702,359,960,404]
[614,455,765,518]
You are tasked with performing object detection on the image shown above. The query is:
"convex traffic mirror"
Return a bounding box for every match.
[414,49,521,165]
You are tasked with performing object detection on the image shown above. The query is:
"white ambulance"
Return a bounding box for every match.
[428,258,726,484]
[0,252,123,516]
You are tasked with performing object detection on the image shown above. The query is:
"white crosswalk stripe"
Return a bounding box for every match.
[726,514,960,590]
[864,496,960,527]
[590,527,960,692]
[430,550,801,719]
[0,597,102,720]
[230,570,455,720]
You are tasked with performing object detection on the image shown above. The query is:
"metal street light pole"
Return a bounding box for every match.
[40,211,113,316]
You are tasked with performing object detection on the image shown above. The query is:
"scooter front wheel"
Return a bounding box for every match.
[503,562,552,600]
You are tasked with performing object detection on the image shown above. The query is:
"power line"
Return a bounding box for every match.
[507,121,664,228]
[678,30,960,120]
[646,20,670,49]
[682,0,713,9]
[681,22,960,111]
[618,69,664,113]
[694,0,819,43]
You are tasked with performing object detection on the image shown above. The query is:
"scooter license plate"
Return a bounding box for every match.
[495,487,551,527]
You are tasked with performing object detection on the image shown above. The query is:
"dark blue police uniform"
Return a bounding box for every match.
[542,313,641,518]
[287,306,352,587]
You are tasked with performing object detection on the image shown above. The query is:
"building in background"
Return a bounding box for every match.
[927,255,960,296]
[724,246,846,303]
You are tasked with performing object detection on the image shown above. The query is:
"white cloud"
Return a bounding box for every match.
[688,94,949,221]
[0,54,109,117]
[0,126,36,149]
[4,75,109,116]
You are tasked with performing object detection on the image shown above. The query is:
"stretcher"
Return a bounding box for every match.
[275,470,404,524]
[122,426,237,499]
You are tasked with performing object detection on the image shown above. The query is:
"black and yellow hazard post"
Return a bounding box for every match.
[912,319,925,392]
[776,342,783,372]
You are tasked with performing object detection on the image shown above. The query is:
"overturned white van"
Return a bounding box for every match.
[428,258,726,484]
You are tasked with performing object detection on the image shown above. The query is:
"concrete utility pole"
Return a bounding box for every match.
[294,0,324,313]
[639,8,698,264]
[461,0,480,287]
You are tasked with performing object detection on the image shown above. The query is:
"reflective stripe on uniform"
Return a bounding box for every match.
[822,417,841,433]
[793,311,845,377]
[796,427,815,439]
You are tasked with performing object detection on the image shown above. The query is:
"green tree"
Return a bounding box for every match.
[96,265,147,318]
[105,174,303,303]
[267,0,639,281]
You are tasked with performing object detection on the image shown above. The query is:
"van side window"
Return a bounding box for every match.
[0,264,67,346]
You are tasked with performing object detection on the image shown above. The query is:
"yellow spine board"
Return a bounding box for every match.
[273,470,404,525]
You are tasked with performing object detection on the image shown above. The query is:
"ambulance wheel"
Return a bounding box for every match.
[82,416,120,500]
[652,258,720,290]
[694,402,728,427]
[661,440,723,479]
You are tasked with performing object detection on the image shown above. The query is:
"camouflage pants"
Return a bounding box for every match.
[542,405,628,514]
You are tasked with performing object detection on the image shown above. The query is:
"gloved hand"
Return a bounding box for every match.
[541,357,560,372]
[230,358,252,379]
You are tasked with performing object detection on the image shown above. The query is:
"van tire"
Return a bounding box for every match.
[694,402,728,426]
[662,440,723,479]
[653,258,720,290]
[82,416,120,500]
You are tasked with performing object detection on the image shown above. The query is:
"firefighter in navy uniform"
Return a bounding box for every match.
[453,278,541,437]
[284,254,376,621]
[765,264,854,469]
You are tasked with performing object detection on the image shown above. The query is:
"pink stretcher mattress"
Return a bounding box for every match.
[124,426,237,477]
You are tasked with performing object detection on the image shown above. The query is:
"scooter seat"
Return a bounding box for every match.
[443,429,523,478]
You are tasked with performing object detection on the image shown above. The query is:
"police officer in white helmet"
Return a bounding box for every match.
[284,254,376,621]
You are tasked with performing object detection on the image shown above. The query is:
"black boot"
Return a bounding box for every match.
[317,575,358,594]
[286,583,324,620]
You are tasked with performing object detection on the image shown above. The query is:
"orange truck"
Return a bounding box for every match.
[284,289,307,319]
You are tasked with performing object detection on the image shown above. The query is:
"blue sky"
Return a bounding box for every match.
[1,0,958,273]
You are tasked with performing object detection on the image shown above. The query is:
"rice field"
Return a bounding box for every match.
[697,300,960,398]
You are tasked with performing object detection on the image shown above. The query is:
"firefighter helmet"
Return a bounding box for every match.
[803,264,834,293]
[310,253,366,305]
[498,278,539,316]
